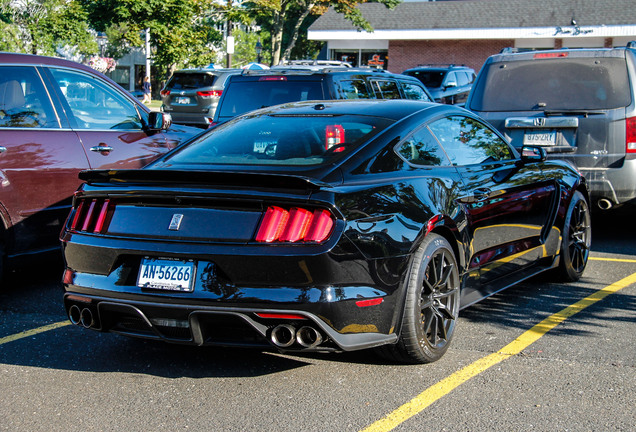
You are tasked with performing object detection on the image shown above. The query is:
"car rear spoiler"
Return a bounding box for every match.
[78,169,332,191]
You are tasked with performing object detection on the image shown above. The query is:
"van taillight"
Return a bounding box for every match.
[326,125,345,151]
[255,206,334,243]
[197,90,223,97]
[627,117,636,153]
[258,76,287,81]
[70,199,113,234]
[533,52,568,59]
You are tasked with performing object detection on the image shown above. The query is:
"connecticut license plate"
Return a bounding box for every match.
[523,130,557,146]
[137,258,195,292]
[176,97,190,104]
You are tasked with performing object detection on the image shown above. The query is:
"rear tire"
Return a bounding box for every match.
[378,234,460,364]
[555,191,591,282]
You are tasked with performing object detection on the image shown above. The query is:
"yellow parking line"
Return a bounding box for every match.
[0,321,71,346]
[360,271,636,432]
[589,257,636,263]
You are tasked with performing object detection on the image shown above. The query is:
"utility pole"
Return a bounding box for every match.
[145,28,151,79]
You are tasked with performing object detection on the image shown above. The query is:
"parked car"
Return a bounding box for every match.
[403,64,476,106]
[211,67,434,126]
[0,52,200,279]
[160,68,242,127]
[61,99,590,364]
[466,45,636,210]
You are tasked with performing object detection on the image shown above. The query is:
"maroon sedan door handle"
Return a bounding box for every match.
[0,146,6,154]
[473,187,492,201]
[90,145,114,153]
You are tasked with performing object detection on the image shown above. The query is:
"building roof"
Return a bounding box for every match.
[310,0,636,32]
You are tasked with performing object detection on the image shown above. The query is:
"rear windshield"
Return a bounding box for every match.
[164,113,393,166]
[470,57,631,111]
[167,73,217,90]
[405,71,446,88]
[218,81,324,118]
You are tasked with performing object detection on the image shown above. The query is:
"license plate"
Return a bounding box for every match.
[138,258,195,292]
[176,97,190,104]
[523,130,556,146]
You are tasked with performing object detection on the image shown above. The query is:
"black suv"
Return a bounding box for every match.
[160,68,241,127]
[466,45,636,210]
[403,64,476,106]
[212,67,433,125]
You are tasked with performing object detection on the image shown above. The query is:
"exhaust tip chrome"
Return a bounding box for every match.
[296,326,323,348]
[270,324,296,348]
[69,305,81,325]
[597,198,613,210]
[79,308,94,329]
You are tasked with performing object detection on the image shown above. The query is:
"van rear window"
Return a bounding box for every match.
[218,81,324,119]
[470,57,631,111]
[168,73,216,89]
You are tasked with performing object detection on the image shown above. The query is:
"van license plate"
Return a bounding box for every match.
[176,97,190,104]
[523,130,556,146]
[138,258,195,292]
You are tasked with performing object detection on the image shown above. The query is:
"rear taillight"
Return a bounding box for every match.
[325,125,345,152]
[70,198,113,234]
[160,89,171,97]
[197,90,223,97]
[255,206,334,243]
[627,117,636,153]
[533,52,568,59]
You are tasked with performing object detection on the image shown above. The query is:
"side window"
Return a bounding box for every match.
[0,66,58,128]
[371,80,401,99]
[400,82,432,101]
[467,72,476,84]
[50,68,142,130]
[443,72,457,87]
[338,80,372,99]
[395,126,450,166]
[428,116,513,166]
[456,72,470,87]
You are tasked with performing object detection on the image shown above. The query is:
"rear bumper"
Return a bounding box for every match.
[579,158,636,207]
[63,293,398,352]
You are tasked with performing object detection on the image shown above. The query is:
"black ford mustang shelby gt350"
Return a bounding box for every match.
[61,100,591,364]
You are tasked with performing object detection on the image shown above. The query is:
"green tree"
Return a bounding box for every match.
[0,0,96,55]
[82,0,223,79]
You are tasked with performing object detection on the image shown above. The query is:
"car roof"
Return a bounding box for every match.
[0,52,102,75]
[173,68,242,74]
[404,64,474,72]
[246,99,443,120]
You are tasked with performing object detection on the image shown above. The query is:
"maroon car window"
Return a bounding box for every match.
[50,68,143,130]
[428,116,514,166]
[165,114,395,166]
[0,66,58,128]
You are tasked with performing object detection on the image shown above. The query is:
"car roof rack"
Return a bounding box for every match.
[278,59,353,68]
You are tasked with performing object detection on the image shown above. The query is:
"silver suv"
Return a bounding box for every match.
[466,45,636,210]
[160,68,241,127]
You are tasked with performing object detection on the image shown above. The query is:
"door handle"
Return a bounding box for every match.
[90,145,114,153]
[0,147,6,154]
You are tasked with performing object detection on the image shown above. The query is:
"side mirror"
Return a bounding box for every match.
[147,111,172,132]
[520,145,547,163]
[444,81,457,89]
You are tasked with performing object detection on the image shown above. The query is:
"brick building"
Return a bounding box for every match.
[308,0,636,73]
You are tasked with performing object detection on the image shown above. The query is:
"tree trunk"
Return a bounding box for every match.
[281,2,314,62]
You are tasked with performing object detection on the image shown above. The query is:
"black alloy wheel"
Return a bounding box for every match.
[379,233,460,364]
[556,190,591,282]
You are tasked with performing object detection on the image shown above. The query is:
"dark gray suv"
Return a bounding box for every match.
[466,46,636,210]
[160,68,241,127]
[403,64,475,106]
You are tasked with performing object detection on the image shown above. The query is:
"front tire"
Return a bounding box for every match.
[380,234,460,364]
[555,191,591,282]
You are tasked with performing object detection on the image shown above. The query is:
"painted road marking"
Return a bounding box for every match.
[0,321,70,346]
[360,271,636,432]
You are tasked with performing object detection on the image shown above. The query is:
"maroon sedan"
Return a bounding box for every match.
[0,52,199,277]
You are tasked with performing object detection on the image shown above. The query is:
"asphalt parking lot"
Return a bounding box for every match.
[1,208,634,432]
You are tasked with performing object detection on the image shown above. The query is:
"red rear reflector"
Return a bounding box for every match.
[356,298,384,308]
[258,76,287,81]
[533,52,568,59]
[627,117,636,153]
[160,89,170,96]
[255,206,290,242]
[66,294,92,303]
[63,269,75,285]
[197,90,222,97]
[255,207,334,243]
[256,313,307,320]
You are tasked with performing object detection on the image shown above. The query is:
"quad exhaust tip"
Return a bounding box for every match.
[68,305,95,329]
